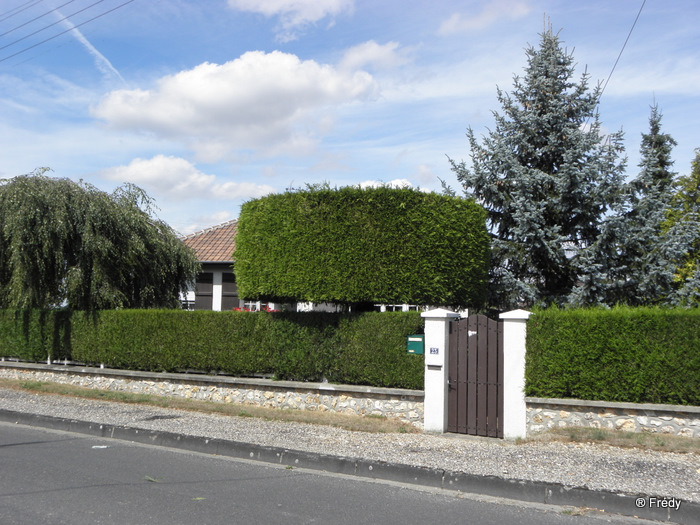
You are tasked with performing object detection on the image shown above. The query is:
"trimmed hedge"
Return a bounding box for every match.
[526,307,700,406]
[330,312,424,388]
[234,186,490,309]
[1,310,424,390]
[0,309,71,362]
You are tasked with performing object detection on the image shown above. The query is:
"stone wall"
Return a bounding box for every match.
[526,397,700,438]
[5,362,699,438]
[0,362,424,427]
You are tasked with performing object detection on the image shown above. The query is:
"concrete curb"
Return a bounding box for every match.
[1,408,696,524]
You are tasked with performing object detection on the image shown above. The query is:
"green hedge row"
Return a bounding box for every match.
[1,310,424,390]
[234,186,489,309]
[0,309,71,362]
[526,307,700,406]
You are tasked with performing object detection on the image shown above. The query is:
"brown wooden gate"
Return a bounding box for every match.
[447,314,504,437]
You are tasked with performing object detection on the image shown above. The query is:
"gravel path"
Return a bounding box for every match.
[1,388,698,503]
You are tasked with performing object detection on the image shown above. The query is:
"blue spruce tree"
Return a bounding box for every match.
[450,29,626,310]
[570,106,700,306]
[664,149,700,306]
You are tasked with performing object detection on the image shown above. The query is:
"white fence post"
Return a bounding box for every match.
[499,309,532,439]
[421,308,461,433]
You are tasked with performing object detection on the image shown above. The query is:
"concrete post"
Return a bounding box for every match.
[499,309,533,439]
[421,308,461,433]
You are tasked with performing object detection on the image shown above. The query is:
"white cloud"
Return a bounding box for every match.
[228,0,353,41]
[340,41,409,72]
[415,164,437,186]
[100,155,275,201]
[92,51,377,162]
[439,0,531,35]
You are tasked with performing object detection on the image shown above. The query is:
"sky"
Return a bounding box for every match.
[1,0,699,235]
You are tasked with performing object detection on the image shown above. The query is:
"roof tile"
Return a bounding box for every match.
[181,220,237,262]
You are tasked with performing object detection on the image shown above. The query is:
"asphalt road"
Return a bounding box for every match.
[0,422,646,525]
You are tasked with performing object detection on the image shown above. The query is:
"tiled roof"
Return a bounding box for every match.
[181,220,237,262]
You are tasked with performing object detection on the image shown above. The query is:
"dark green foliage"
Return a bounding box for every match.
[449,29,626,310]
[571,107,700,307]
[70,310,277,375]
[0,309,71,362]
[265,312,340,382]
[234,186,489,309]
[526,308,700,405]
[330,312,424,388]
[22,310,425,390]
[0,171,199,310]
[665,149,700,305]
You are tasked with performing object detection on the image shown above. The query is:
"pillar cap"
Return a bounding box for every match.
[421,308,461,319]
[499,309,533,320]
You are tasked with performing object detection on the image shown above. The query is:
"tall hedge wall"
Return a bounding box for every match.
[234,186,489,309]
[526,307,700,406]
[0,309,71,362]
[0,310,424,390]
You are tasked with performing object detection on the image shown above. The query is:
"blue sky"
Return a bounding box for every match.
[1,0,698,234]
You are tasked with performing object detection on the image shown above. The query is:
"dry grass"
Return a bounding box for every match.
[518,426,700,454]
[0,378,420,434]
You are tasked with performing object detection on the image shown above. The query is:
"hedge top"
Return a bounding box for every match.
[234,186,490,309]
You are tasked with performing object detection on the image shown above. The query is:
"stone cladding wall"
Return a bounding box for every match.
[526,397,700,438]
[0,362,424,427]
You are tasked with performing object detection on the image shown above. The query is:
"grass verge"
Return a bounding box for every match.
[519,426,700,454]
[0,378,419,434]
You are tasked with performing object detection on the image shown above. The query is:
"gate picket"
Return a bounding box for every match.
[466,315,477,434]
[447,321,458,433]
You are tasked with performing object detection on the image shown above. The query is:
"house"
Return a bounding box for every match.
[180,220,242,311]
[181,220,285,311]
[180,219,421,313]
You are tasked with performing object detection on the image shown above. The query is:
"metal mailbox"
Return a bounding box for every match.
[406,334,424,355]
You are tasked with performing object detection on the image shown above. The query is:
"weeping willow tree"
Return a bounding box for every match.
[0,170,199,310]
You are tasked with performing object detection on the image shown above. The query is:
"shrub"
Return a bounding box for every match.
[526,307,700,405]
[0,309,71,362]
[234,186,489,309]
[66,310,423,389]
[331,312,424,389]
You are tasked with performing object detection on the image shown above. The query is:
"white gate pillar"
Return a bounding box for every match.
[499,309,532,439]
[421,308,461,433]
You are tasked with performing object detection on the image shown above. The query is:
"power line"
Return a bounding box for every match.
[0,0,109,53]
[0,0,78,38]
[598,0,647,103]
[0,0,45,23]
[0,0,136,64]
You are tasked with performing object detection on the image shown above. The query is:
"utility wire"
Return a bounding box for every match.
[0,0,136,63]
[0,0,45,23]
[598,0,647,104]
[0,0,78,38]
[0,0,108,53]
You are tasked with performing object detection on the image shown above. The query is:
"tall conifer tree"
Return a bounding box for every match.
[666,149,700,306]
[450,29,626,310]
[574,106,677,305]
[569,106,700,306]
